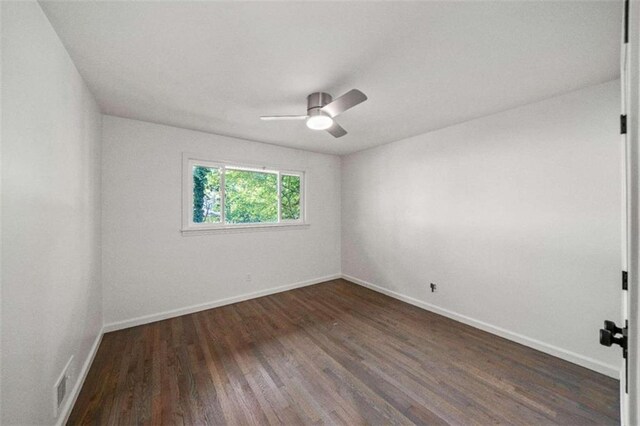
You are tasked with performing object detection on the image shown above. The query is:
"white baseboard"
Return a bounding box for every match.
[57,327,104,426]
[103,274,342,333]
[342,273,620,379]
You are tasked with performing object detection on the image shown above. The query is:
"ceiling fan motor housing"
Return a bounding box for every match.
[305,93,334,130]
[307,92,333,112]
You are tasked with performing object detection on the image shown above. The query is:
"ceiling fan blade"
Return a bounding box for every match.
[321,89,367,118]
[326,122,347,138]
[260,115,308,121]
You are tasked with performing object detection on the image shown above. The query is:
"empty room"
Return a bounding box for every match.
[2,0,640,425]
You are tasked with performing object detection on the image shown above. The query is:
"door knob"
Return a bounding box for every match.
[600,318,627,352]
[604,320,623,336]
[600,329,625,347]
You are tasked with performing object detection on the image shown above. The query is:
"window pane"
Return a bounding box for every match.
[225,169,278,224]
[281,174,301,220]
[192,166,221,223]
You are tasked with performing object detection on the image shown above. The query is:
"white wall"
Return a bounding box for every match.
[101,116,341,328]
[1,2,103,424]
[342,80,622,376]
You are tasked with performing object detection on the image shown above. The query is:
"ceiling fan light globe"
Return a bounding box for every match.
[306,114,333,130]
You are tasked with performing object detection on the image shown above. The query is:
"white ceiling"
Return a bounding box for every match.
[40,1,620,155]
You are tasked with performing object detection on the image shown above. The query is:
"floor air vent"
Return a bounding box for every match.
[56,374,67,407]
[53,356,74,418]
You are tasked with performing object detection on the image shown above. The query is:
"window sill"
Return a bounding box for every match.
[181,223,310,236]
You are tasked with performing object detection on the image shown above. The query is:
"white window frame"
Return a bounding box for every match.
[182,155,307,235]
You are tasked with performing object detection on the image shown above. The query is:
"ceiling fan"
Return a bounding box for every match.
[260,89,367,138]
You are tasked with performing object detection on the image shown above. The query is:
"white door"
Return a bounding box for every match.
[617,0,634,423]
[625,0,639,421]
[599,1,634,424]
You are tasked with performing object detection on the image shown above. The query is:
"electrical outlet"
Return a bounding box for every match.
[246,274,252,282]
[430,283,437,292]
[53,356,74,418]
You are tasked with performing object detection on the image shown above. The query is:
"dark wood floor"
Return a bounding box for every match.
[69,279,619,425]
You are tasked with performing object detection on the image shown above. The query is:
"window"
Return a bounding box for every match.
[183,157,305,233]
[192,165,221,223]
[225,168,278,224]
[280,174,301,220]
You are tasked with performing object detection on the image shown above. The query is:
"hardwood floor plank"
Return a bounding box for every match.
[68,279,620,425]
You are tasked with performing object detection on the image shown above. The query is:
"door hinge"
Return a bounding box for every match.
[623,270,628,290]
[621,115,627,134]
[624,0,629,44]
[625,320,628,393]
